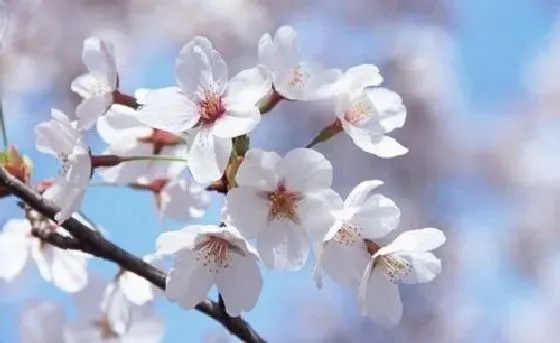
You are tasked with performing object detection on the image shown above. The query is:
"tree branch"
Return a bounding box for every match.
[0,166,266,343]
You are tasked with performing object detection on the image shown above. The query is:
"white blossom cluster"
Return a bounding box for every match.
[0,25,446,340]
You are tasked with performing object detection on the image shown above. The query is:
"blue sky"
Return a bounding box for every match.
[1,1,559,342]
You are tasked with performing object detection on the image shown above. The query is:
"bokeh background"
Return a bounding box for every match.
[1,0,560,342]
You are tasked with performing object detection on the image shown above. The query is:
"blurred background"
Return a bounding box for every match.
[1,0,560,342]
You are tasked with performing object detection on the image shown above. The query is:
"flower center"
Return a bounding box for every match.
[197,91,226,126]
[375,254,412,283]
[195,235,232,272]
[57,153,72,176]
[333,224,362,246]
[288,64,310,88]
[265,180,303,224]
[344,101,372,126]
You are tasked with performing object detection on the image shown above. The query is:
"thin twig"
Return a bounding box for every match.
[0,166,266,343]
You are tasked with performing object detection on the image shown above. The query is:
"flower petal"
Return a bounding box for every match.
[136,87,198,134]
[122,317,165,343]
[274,26,300,67]
[380,228,446,256]
[216,253,262,316]
[257,220,309,271]
[280,148,333,193]
[34,109,81,157]
[96,142,152,183]
[119,271,154,305]
[342,64,383,91]
[166,249,215,310]
[19,300,65,343]
[365,87,407,132]
[101,282,131,335]
[397,251,442,284]
[160,179,210,220]
[81,36,117,88]
[155,228,198,256]
[187,129,231,183]
[341,120,408,158]
[297,190,341,240]
[226,187,270,238]
[0,219,30,281]
[344,180,384,209]
[226,65,272,106]
[96,104,151,144]
[43,179,86,223]
[31,242,54,283]
[350,194,400,240]
[321,240,371,288]
[76,93,113,130]
[176,36,228,94]
[50,249,88,293]
[212,104,260,138]
[235,148,280,189]
[358,263,403,327]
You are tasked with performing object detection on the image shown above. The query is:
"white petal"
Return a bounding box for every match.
[136,87,198,134]
[397,251,442,284]
[102,282,131,335]
[226,187,270,238]
[81,36,118,88]
[31,243,53,283]
[359,263,403,327]
[212,104,260,138]
[297,190,341,240]
[274,26,300,67]
[119,271,154,305]
[43,180,86,223]
[380,228,446,256]
[96,142,152,183]
[187,129,231,183]
[350,194,400,240]
[0,219,30,281]
[34,110,80,157]
[19,300,65,343]
[344,180,384,209]
[342,64,383,91]
[176,36,228,94]
[121,317,165,343]
[63,323,103,343]
[155,228,197,256]
[365,87,407,132]
[257,33,277,70]
[342,120,408,158]
[96,104,150,144]
[235,148,280,189]
[76,93,113,130]
[280,148,333,193]
[226,65,272,106]
[159,179,211,221]
[257,220,309,271]
[50,249,88,293]
[216,253,262,316]
[276,62,340,101]
[166,249,215,309]
[321,240,371,288]
[71,74,104,99]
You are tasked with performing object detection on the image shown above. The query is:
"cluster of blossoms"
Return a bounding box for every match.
[0,25,445,340]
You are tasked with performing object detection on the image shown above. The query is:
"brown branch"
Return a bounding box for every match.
[0,166,266,343]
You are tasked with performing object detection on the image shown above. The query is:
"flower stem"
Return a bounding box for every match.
[305,119,343,148]
[258,89,283,115]
[112,91,139,109]
[0,98,7,150]
[90,154,187,168]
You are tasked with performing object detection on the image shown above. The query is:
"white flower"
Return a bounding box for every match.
[258,25,341,100]
[71,36,118,130]
[19,300,66,343]
[226,148,342,271]
[156,225,262,316]
[0,218,89,292]
[156,178,211,221]
[313,180,400,289]
[136,36,271,183]
[118,254,162,306]
[334,64,408,158]
[358,228,445,326]
[35,109,91,223]
[96,102,186,183]
[65,277,164,343]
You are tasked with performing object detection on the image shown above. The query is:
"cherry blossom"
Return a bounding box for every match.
[117,254,163,306]
[19,300,66,343]
[313,180,400,289]
[71,36,118,130]
[156,224,262,316]
[358,228,445,326]
[96,101,186,183]
[136,36,271,183]
[258,25,341,100]
[334,64,408,158]
[226,148,342,271]
[0,216,89,293]
[34,109,91,223]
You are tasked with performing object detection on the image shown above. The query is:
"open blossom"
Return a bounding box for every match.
[258,25,341,100]
[96,102,186,183]
[35,109,91,223]
[19,300,66,343]
[334,64,408,158]
[71,36,118,130]
[66,277,164,343]
[0,217,89,293]
[117,254,163,306]
[313,180,400,289]
[227,148,342,271]
[156,225,262,316]
[136,36,271,183]
[358,228,445,326]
